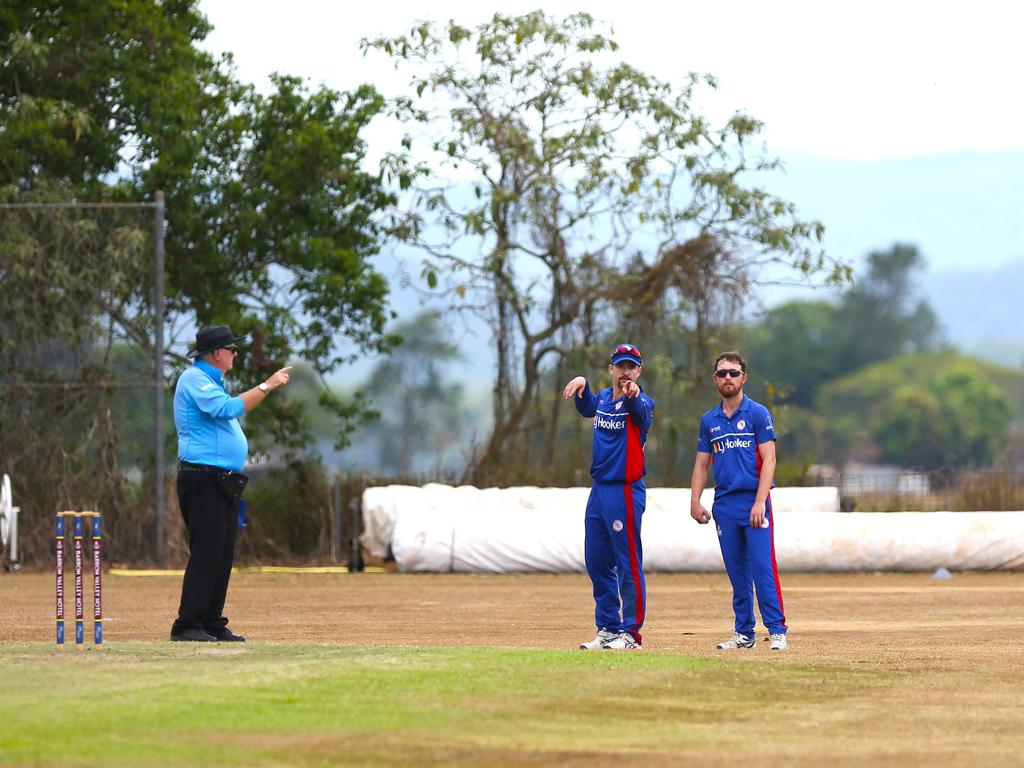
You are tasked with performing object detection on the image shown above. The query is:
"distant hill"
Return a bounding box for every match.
[764,150,1024,366]
[924,260,1024,366]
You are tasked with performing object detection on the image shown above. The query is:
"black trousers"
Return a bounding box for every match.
[171,470,238,635]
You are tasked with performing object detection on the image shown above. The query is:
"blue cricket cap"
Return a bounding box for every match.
[610,343,642,366]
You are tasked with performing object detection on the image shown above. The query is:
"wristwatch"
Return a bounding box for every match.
[258,382,270,393]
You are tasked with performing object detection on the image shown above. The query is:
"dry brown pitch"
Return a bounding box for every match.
[3,569,1023,767]
[4,569,1021,658]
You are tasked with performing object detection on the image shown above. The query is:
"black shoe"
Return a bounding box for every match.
[171,628,217,642]
[210,628,246,642]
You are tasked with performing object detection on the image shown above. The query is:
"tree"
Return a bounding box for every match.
[1,2,397,562]
[816,353,1013,470]
[0,200,159,561]
[1,2,398,452]
[362,312,468,475]
[744,300,842,407]
[745,242,942,412]
[365,12,847,482]
[146,71,400,452]
[1,2,212,192]
[834,243,941,371]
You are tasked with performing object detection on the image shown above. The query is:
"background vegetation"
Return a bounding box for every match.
[1,4,1021,567]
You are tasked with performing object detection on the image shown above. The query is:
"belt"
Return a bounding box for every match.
[178,461,232,474]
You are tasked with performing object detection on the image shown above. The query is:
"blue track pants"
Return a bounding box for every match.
[713,493,787,636]
[584,481,646,642]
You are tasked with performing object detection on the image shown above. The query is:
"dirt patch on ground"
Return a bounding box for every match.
[3,569,1024,673]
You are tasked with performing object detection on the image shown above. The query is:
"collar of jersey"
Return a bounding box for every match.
[194,357,224,384]
[715,393,749,418]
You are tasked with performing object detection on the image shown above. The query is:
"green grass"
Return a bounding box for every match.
[0,643,877,767]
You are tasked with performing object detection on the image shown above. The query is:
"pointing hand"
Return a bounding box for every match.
[266,366,293,391]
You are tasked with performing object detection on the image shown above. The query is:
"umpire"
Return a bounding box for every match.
[170,325,292,642]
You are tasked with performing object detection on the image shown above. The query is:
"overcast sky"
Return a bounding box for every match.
[196,0,1024,381]
[199,0,1024,163]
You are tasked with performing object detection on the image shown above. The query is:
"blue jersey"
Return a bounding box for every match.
[575,382,655,483]
[696,395,775,502]
[174,359,248,471]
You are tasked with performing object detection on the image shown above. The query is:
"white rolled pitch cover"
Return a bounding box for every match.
[363,484,1024,573]
[0,474,20,567]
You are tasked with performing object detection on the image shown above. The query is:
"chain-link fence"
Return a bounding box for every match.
[809,464,1024,512]
[0,196,167,567]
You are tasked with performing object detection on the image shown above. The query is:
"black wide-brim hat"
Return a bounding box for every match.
[186,325,247,359]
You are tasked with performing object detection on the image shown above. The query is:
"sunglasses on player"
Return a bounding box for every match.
[714,369,743,378]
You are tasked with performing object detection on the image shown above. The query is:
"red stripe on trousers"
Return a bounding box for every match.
[624,483,645,632]
[768,493,786,624]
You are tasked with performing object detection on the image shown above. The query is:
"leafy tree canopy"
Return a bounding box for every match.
[365,11,848,482]
[815,352,1016,470]
[1,1,399,453]
[835,243,941,370]
[362,312,469,475]
[745,242,941,408]
[1,2,212,189]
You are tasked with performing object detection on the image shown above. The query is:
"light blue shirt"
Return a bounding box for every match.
[174,359,248,471]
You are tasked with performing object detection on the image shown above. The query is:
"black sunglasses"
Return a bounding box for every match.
[221,346,238,354]
[714,369,743,378]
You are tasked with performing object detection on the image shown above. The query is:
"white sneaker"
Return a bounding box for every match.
[770,633,789,651]
[579,628,617,650]
[716,632,756,650]
[602,631,642,651]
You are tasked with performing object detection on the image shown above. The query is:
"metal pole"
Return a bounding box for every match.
[0,202,158,209]
[332,475,342,563]
[348,491,364,573]
[153,192,166,565]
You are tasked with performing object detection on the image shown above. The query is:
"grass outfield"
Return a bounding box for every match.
[1,571,1022,766]
[0,643,926,766]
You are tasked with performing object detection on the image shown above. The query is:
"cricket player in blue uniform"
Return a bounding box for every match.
[690,351,788,651]
[563,343,655,651]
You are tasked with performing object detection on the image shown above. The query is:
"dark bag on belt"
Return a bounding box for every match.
[214,470,249,503]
